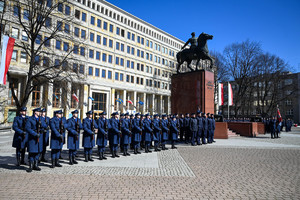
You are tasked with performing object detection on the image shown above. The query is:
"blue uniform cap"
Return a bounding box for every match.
[162,114,167,118]
[71,110,79,114]
[41,108,46,112]
[145,113,150,117]
[54,110,63,114]
[135,113,141,116]
[125,112,129,116]
[86,110,93,115]
[120,113,125,117]
[130,114,134,117]
[154,114,159,117]
[197,110,201,114]
[20,107,27,111]
[33,107,41,112]
[185,113,189,115]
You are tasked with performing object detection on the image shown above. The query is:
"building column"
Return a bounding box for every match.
[40,85,44,108]
[81,84,89,119]
[111,88,115,113]
[123,89,127,113]
[143,93,146,114]
[133,91,137,112]
[46,83,53,118]
[152,94,155,115]
[167,96,171,115]
[64,81,72,118]
[160,95,163,114]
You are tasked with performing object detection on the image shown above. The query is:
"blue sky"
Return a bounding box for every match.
[106,0,300,72]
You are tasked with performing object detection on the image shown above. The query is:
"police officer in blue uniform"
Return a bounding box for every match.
[132,113,142,154]
[40,108,50,162]
[12,107,28,166]
[25,107,47,172]
[152,114,161,152]
[179,114,185,142]
[189,113,198,146]
[270,117,276,139]
[96,111,109,160]
[121,112,132,156]
[170,115,179,149]
[67,110,82,165]
[82,110,98,162]
[109,112,121,158]
[161,114,169,150]
[196,111,203,145]
[211,114,216,143]
[207,113,213,143]
[184,113,191,144]
[202,113,208,144]
[143,113,153,153]
[50,110,68,168]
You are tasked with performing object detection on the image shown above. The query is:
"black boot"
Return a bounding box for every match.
[134,147,138,155]
[148,146,152,153]
[72,156,78,164]
[88,154,94,161]
[55,159,62,167]
[99,152,103,160]
[172,144,177,149]
[137,147,141,154]
[33,161,41,171]
[145,145,148,153]
[126,149,130,156]
[69,155,73,165]
[41,152,48,162]
[123,149,127,156]
[111,150,115,158]
[50,158,55,168]
[26,161,33,173]
[16,154,21,166]
[84,154,88,162]
[102,152,107,160]
[115,150,120,158]
[164,144,168,150]
[20,150,26,165]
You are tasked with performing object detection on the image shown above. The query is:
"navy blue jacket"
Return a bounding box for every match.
[170,120,179,140]
[109,117,121,145]
[143,118,153,142]
[50,117,68,150]
[12,115,28,149]
[26,115,47,153]
[121,118,131,145]
[67,117,83,150]
[189,117,198,132]
[41,116,50,146]
[161,119,169,140]
[132,118,142,142]
[82,118,98,148]
[96,117,110,146]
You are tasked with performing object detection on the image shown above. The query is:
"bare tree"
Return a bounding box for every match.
[5,0,85,111]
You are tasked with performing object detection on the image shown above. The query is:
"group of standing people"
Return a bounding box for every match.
[12,107,216,172]
[263,118,293,139]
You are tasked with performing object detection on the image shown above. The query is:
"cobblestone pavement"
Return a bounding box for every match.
[0,129,299,199]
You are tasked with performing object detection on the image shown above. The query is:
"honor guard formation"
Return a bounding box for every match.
[12,107,217,172]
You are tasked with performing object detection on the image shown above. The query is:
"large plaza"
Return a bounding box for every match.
[0,129,299,199]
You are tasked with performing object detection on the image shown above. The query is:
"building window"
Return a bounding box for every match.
[108,55,112,63]
[73,63,78,73]
[109,24,113,32]
[116,27,120,35]
[20,52,27,63]
[109,39,113,48]
[73,45,78,54]
[103,22,107,30]
[58,3,63,12]
[63,42,69,51]
[71,85,79,108]
[12,50,17,61]
[91,16,95,25]
[74,27,79,37]
[80,47,85,56]
[79,65,85,74]
[102,53,107,62]
[102,69,106,78]
[82,12,86,22]
[96,51,100,60]
[108,71,112,79]
[88,66,93,75]
[97,35,101,44]
[8,79,18,106]
[89,49,94,58]
[92,92,107,111]
[75,10,80,19]
[90,32,94,42]
[126,75,130,82]
[45,17,52,27]
[103,37,107,46]
[131,76,134,83]
[52,85,61,108]
[65,5,70,15]
[97,19,101,28]
[120,73,123,81]
[31,85,41,107]
[13,6,19,16]
[12,28,19,39]
[81,29,86,39]
[286,109,293,115]
[115,72,119,81]
[64,23,70,34]
[95,68,100,77]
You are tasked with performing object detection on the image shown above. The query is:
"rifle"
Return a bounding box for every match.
[36,117,41,143]
[104,119,108,139]
[159,119,162,135]
[118,118,122,138]
[75,118,80,141]
[150,119,154,136]
[129,119,132,137]
[91,114,95,141]
[60,118,65,144]
[167,119,170,135]
[22,117,27,140]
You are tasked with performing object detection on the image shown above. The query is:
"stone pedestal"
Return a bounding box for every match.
[171,70,214,114]
[215,122,228,139]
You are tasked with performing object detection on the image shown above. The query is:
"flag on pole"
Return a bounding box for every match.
[277,107,282,122]
[72,93,79,102]
[0,35,15,85]
[127,100,133,105]
[116,98,123,104]
[138,101,144,105]
[218,83,224,106]
[88,96,94,101]
[228,82,233,106]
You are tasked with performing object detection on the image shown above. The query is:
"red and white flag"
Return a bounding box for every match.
[228,82,233,106]
[218,83,224,106]
[72,93,79,102]
[277,107,282,122]
[127,100,133,105]
[0,35,15,85]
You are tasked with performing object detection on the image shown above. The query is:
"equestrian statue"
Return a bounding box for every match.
[176,32,214,73]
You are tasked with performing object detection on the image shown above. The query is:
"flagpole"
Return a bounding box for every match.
[228,82,229,119]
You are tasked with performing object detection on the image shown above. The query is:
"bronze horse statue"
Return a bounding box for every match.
[176,32,214,73]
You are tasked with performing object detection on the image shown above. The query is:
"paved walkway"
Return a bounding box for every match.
[0,128,299,199]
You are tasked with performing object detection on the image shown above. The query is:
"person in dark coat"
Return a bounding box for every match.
[25,107,47,172]
[66,110,82,165]
[211,114,216,143]
[189,113,198,146]
[12,107,28,166]
[132,113,142,154]
[143,113,153,153]
[82,110,98,162]
[202,113,208,144]
[96,111,109,160]
[161,114,169,150]
[40,108,50,162]
[196,111,203,145]
[207,113,213,143]
[170,115,179,149]
[270,117,276,139]
[121,112,131,156]
[50,110,68,168]
[184,113,191,144]
[179,114,185,142]
[152,114,161,152]
[108,112,121,158]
